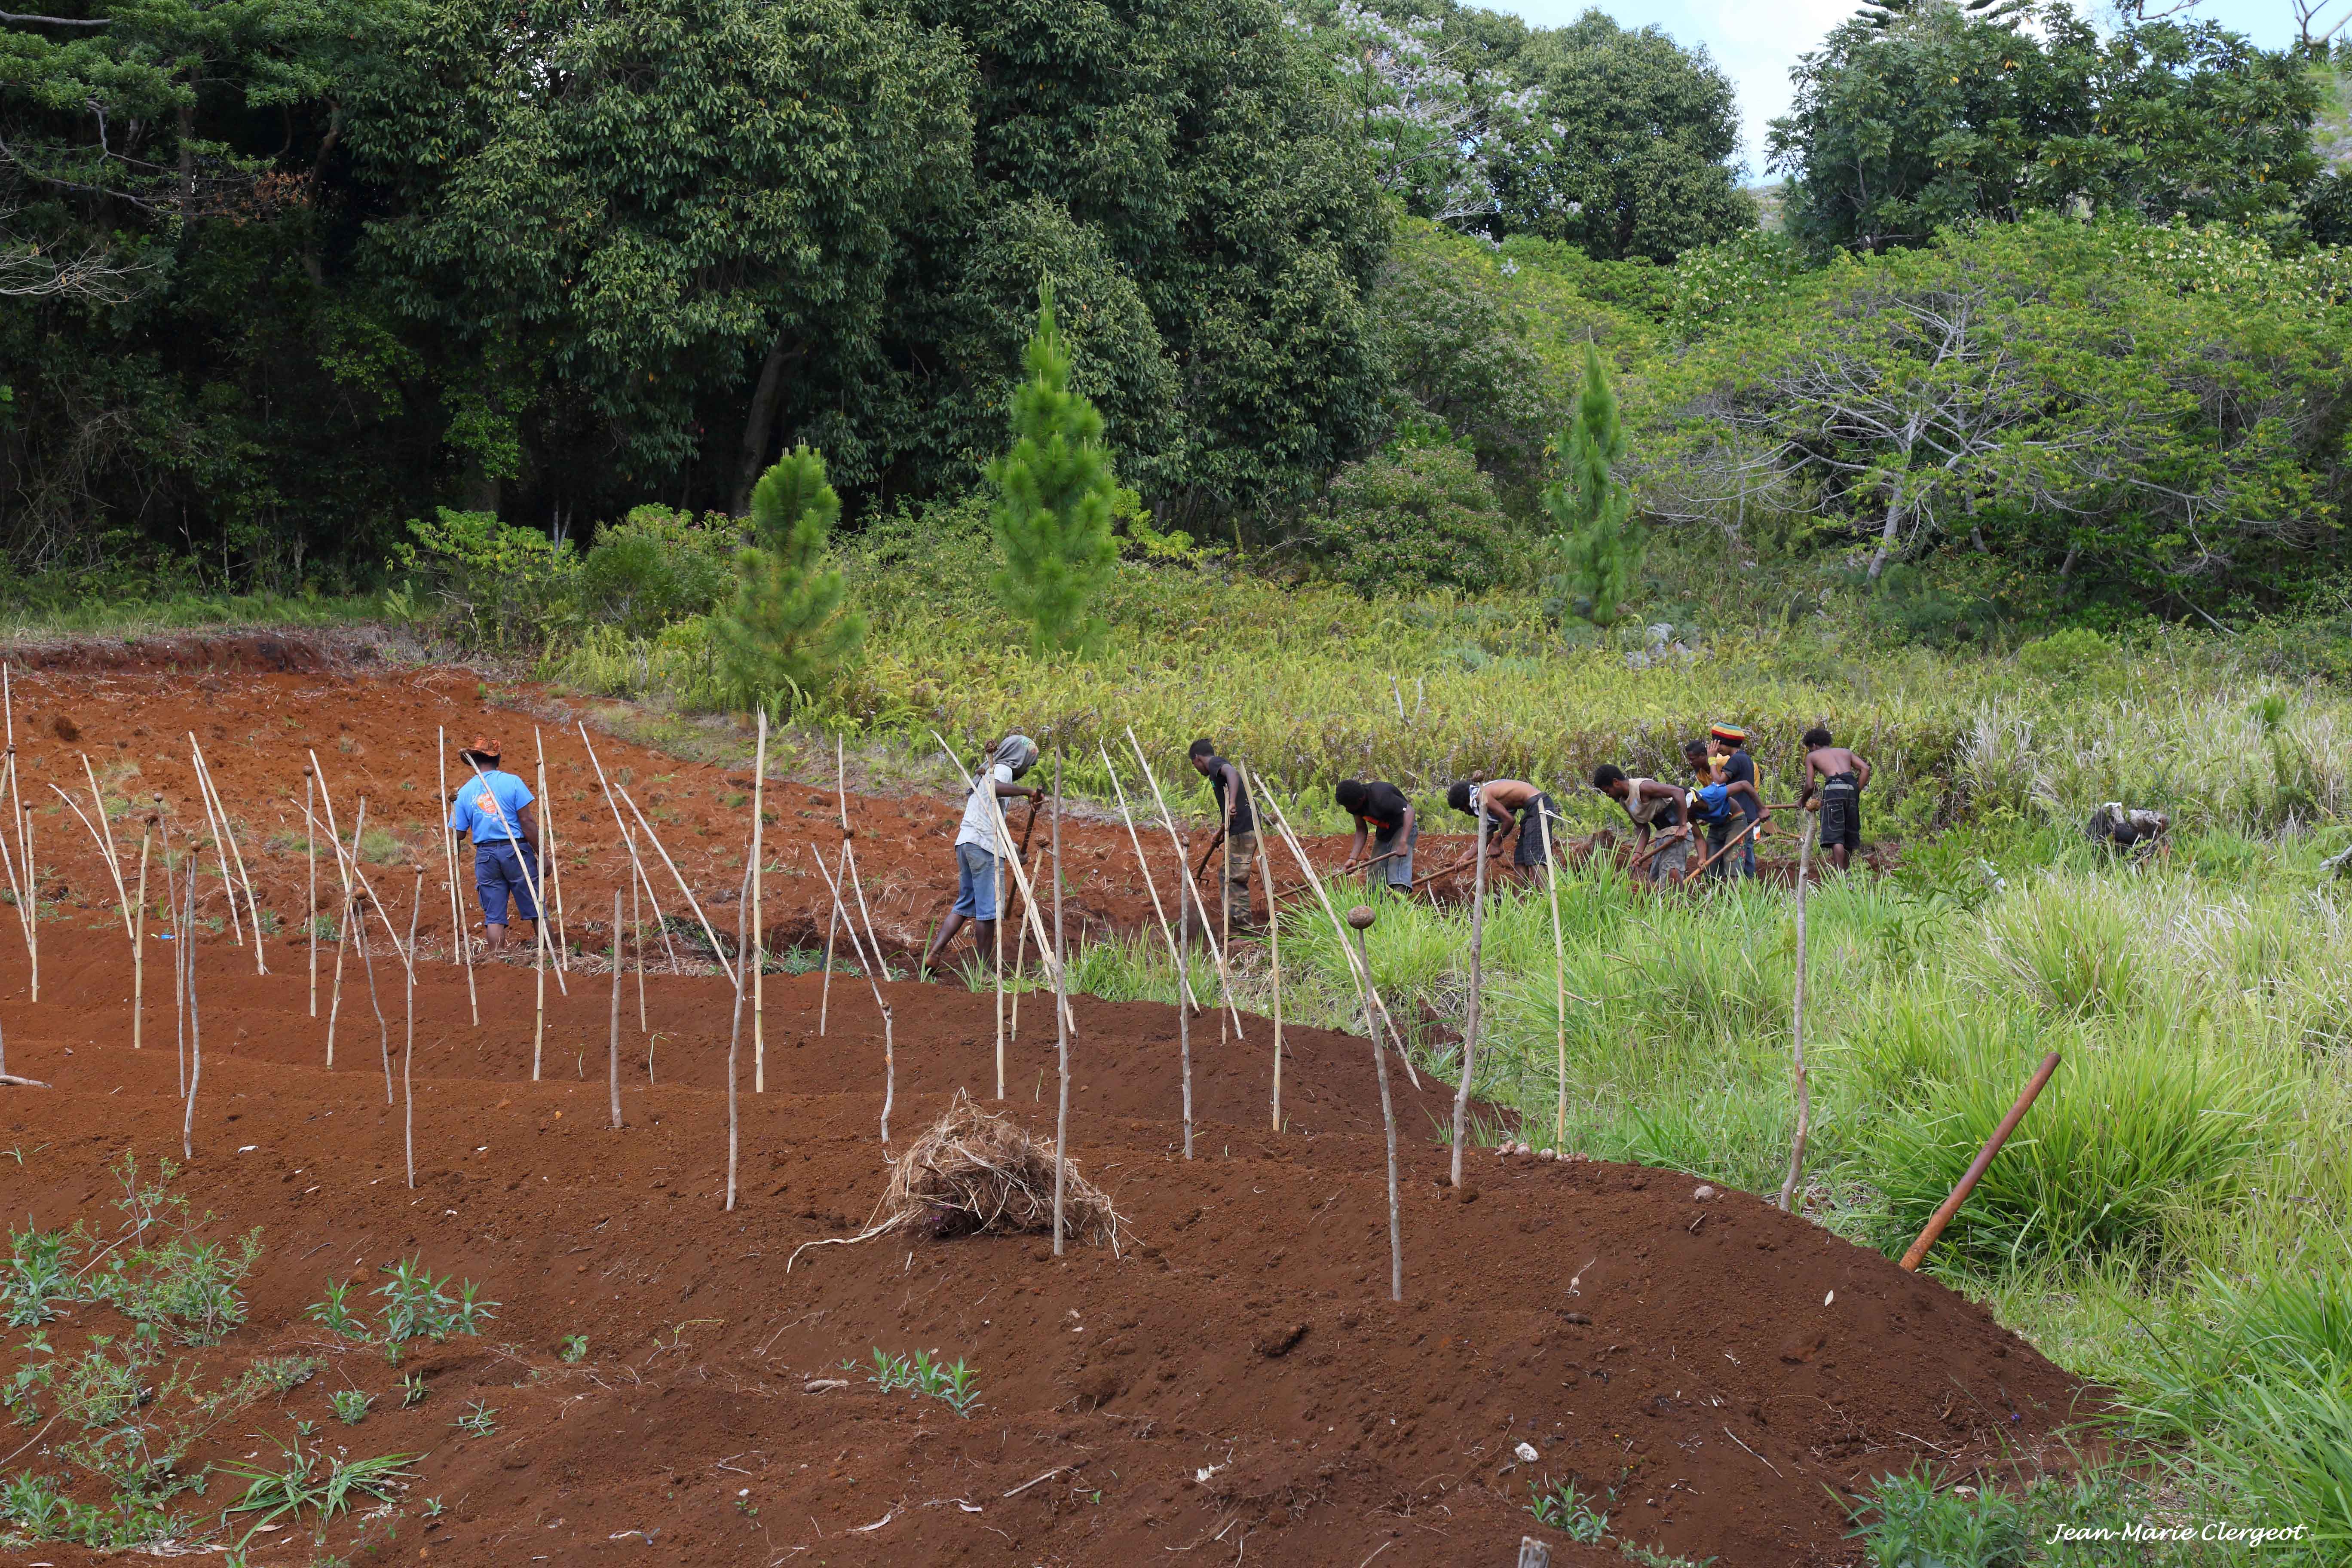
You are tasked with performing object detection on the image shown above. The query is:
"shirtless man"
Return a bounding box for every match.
[1797,726,1871,872]
[1443,778,1558,879]
[1592,763,1692,884]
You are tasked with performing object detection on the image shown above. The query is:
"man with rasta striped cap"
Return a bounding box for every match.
[1705,723,1761,879]
[920,734,1044,979]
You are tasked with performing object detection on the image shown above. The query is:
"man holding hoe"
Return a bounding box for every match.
[919,734,1043,978]
[1592,763,1691,884]
[1188,738,1259,933]
[447,736,541,955]
[1443,778,1557,880]
[1797,726,1871,872]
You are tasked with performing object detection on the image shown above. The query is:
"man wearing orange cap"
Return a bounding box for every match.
[448,736,542,954]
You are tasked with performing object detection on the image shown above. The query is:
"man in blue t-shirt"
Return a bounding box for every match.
[447,735,542,954]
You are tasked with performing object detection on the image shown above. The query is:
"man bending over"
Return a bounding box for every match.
[920,735,1043,978]
[1444,778,1558,880]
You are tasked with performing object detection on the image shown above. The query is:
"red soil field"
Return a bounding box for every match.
[0,639,2094,1566]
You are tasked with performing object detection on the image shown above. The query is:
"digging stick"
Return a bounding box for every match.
[609,891,624,1131]
[1052,750,1069,1257]
[1682,812,1767,884]
[1537,807,1568,1152]
[1097,745,1198,1015]
[190,738,264,966]
[306,772,318,1018]
[1191,831,1222,886]
[574,725,682,972]
[1778,813,1815,1213]
[928,733,1077,1038]
[808,837,896,1142]
[181,871,199,1161]
[1244,768,1285,1133]
[404,870,420,1190]
[1122,729,1243,1040]
[1450,800,1488,1188]
[1256,790,1420,1089]
[435,737,477,1023]
[1350,905,1403,1303]
[1899,1051,2063,1271]
[132,828,149,1053]
[753,710,767,1093]
[726,865,749,1208]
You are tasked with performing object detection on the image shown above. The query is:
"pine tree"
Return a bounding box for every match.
[990,283,1119,656]
[714,444,867,707]
[1546,342,1644,628]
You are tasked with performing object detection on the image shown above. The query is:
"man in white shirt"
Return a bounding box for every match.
[919,734,1042,979]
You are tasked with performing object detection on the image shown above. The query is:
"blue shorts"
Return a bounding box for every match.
[474,840,540,925]
[952,842,1001,920]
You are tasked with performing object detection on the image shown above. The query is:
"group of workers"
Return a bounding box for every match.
[437,724,1876,977]
[914,724,1873,977]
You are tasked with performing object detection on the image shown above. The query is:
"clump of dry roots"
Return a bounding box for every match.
[788,1092,1122,1270]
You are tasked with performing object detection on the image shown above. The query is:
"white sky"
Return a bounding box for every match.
[1485,1,2304,179]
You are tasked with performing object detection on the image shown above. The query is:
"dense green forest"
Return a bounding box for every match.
[9,0,2349,628]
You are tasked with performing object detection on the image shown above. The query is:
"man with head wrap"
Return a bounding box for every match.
[920,734,1044,978]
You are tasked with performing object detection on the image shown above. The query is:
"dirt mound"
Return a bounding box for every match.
[1,631,350,674]
[0,934,2101,1568]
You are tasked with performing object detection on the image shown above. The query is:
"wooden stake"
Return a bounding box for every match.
[1538,805,1568,1152]
[163,812,184,1096]
[610,890,624,1132]
[132,828,149,1053]
[190,737,264,967]
[1350,904,1403,1302]
[752,709,767,1092]
[310,752,351,1065]
[1122,729,1244,1039]
[727,870,749,1208]
[77,753,133,934]
[809,840,895,1142]
[1051,750,1069,1257]
[404,870,420,1191]
[2,666,35,1001]
[306,772,318,1018]
[630,830,647,1030]
[1177,855,1191,1159]
[533,836,547,1081]
[435,735,477,1024]
[1256,789,1421,1090]
[0,750,32,979]
[186,741,240,945]
[603,773,732,987]
[1245,767,1284,1132]
[1097,745,1196,1014]
[1899,1051,2062,1271]
[575,725,681,974]
[535,729,571,969]
[991,747,1004,1099]
[818,839,841,1037]
[181,870,199,1161]
[21,806,35,1000]
[1777,812,1814,1213]
[350,802,395,1105]
[1451,799,1487,1188]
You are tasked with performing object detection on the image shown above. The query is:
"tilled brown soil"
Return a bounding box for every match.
[0,640,2082,1566]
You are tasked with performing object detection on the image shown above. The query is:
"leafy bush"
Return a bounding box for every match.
[1845,1467,2028,1568]
[1314,443,1513,598]
[397,509,580,652]
[577,506,735,637]
[2014,628,2122,689]
[2,1228,74,1327]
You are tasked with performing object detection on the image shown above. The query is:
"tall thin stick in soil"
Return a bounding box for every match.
[629,826,647,1029]
[1451,803,1488,1188]
[163,811,185,1096]
[1052,750,1069,1257]
[1124,728,1244,1039]
[819,838,841,1037]
[809,840,895,1142]
[404,870,421,1191]
[1538,806,1568,1152]
[726,867,749,1209]
[604,773,732,988]
[435,734,476,1025]
[310,752,352,1065]
[306,771,318,1018]
[186,744,241,947]
[992,748,1004,1099]
[132,828,149,1053]
[535,729,570,969]
[1256,790,1421,1090]
[1099,744,1194,1153]
[1776,812,1815,1213]
[77,753,133,934]
[609,891,624,1131]
[190,738,264,968]
[575,725,680,974]
[1244,767,1285,1132]
[3,666,33,999]
[753,709,768,1092]
[20,806,35,1002]
[181,872,200,1161]
[0,741,31,987]
[838,737,897,1138]
[349,802,394,1105]
[1350,905,1403,1302]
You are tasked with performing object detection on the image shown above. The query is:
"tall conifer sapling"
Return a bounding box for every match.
[1547,342,1644,628]
[716,444,867,708]
[991,282,1120,656]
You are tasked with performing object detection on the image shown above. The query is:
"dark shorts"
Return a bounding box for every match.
[1513,795,1559,868]
[474,840,539,925]
[1372,820,1416,889]
[1706,815,1757,879]
[952,841,1001,920]
[1820,774,1862,852]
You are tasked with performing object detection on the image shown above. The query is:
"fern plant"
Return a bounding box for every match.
[713,445,867,709]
